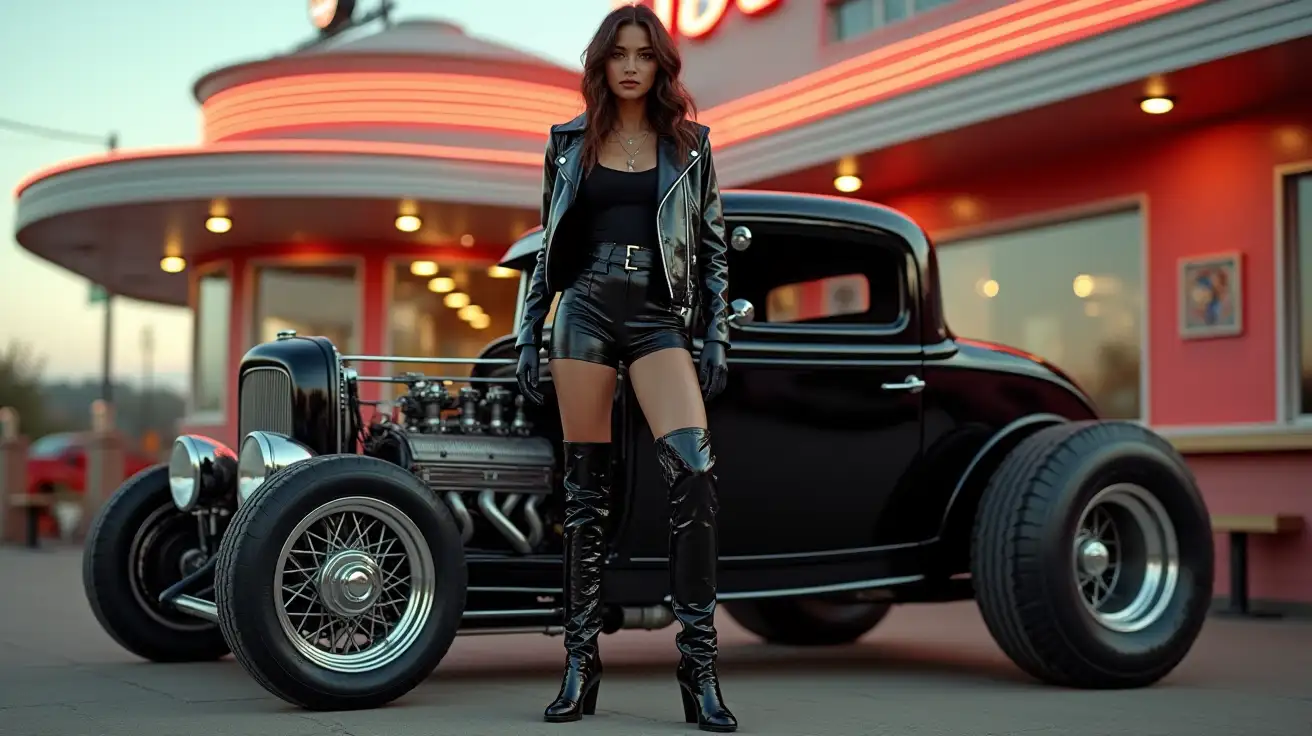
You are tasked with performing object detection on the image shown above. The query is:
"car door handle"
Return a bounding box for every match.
[880,375,925,393]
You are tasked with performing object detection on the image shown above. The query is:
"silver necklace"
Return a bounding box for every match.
[614,130,650,171]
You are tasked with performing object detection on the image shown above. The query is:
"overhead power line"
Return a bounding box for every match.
[0,116,114,147]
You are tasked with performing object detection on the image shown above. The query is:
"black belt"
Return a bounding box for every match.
[589,242,656,272]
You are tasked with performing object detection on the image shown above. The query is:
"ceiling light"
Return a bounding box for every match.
[470,313,491,330]
[1072,274,1094,298]
[457,304,483,321]
[205,216,231,234]
[427,276,455,293]
[396,214,422,232]
[487,265,517,279]
[460,234,475,247]
[833,174,862,193]
[1140,96,1174,115]
[160,256,187,273]
[833,154,862,194]
[410,261,438,277]
[444,291,471,309]
[978,279,999,298]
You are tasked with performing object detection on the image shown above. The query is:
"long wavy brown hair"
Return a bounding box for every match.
[579,4,700,171]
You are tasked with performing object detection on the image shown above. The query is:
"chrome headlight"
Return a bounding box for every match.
[237,431,314,505]
[168,435,238,512]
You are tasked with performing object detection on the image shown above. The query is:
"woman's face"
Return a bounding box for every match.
[606,22,657,103]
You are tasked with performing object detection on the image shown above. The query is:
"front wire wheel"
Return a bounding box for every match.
[215,455,466,711]
[275,497,436,673]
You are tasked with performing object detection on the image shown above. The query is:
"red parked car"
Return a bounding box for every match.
[26,432,156,535]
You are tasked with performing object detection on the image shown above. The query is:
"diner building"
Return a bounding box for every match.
[13,0,1312,608]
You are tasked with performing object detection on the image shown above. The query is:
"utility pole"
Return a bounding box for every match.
[140,323,158,454]
[100,131,119,406]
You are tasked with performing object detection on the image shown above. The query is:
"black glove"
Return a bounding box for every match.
[698,340,728,401]
[516,344,544,405]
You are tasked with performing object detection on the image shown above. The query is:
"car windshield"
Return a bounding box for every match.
[28,433,76,458]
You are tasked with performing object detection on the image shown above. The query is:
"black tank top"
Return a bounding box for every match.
[578,164,658,248]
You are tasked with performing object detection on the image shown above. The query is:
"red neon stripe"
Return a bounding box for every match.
[201,72,582,143]
[703,0,1206,145]
[13,139,541,198]
[204,106,568,142]
[707,0,1065,116]
[204,94,578,127]
[205,91,579,123]
[204,72,579,108]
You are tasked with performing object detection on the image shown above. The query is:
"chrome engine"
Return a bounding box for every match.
[365,373,555,554]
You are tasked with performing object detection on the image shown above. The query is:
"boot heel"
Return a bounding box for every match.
[581,681,601,716]
[679,685,698,724]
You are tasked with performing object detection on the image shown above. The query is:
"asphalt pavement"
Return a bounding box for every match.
[2,544,1310,736]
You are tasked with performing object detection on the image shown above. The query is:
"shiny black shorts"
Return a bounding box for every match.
[549,242,691,368]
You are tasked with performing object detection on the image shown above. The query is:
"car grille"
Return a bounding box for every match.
[239,367,294,438]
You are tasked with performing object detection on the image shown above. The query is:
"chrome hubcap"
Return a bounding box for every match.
[1072,483,1180,633]
[1077,538,1111,577]
[274,496,436,673]
[318,550,383,618]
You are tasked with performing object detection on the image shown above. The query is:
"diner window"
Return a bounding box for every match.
[389,260,522,397]
[193,268,230,414]
[1289,173,1312,418]
[728,222,904,326]
[935,209,1145,419]
[252,264,360,352]
[829,0,955,41]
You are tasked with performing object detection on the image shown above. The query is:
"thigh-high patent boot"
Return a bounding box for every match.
[543,441,611,722]
[655,427,738,733]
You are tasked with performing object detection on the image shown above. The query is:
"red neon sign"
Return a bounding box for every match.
[613,0,781,40]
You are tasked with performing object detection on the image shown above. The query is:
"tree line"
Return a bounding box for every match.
[0,340,187,447]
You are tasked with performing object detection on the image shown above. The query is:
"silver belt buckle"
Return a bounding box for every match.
[623,244,638,271]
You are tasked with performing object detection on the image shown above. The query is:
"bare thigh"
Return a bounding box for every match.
[627,347,707,438]
[550,358,619,442]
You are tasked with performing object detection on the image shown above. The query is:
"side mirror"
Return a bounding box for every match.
[728,298,755,328]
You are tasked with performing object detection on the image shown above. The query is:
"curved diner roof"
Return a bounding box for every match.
[16,0,1302,307]
[13,19,582,307]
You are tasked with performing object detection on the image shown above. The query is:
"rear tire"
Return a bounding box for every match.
[82,464,230,663]
[215,455,467,711]
[726,598,891,646]
[971,421,1213,689]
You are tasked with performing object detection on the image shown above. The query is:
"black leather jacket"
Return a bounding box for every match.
[514,113,732,351]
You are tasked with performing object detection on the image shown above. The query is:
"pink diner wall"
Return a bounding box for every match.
[1190,453,1312,604]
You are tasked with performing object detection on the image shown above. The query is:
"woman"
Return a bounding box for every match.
[513,3,736,732]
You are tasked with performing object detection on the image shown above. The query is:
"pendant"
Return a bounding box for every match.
[626,137,635,146]
[627,158,635,171]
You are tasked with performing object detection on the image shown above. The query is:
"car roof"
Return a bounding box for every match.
[497,189,932,271]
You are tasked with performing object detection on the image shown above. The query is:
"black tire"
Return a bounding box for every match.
[215,455,467,711]
[971,420,1213,689]
[726,598,892,646]
[82,464,230,662]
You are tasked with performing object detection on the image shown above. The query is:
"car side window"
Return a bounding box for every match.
[28,433,75,458]
[727,220,906,328]
[766,273,871,323]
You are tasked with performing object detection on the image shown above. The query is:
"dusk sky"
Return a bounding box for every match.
[1,0,608,391]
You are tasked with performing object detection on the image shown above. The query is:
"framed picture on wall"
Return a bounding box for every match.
[1178,251,1243,339]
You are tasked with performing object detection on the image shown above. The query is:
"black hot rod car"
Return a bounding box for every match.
[82,191,1214,711]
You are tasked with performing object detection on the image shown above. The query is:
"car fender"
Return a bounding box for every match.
[931,413,1070,565]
